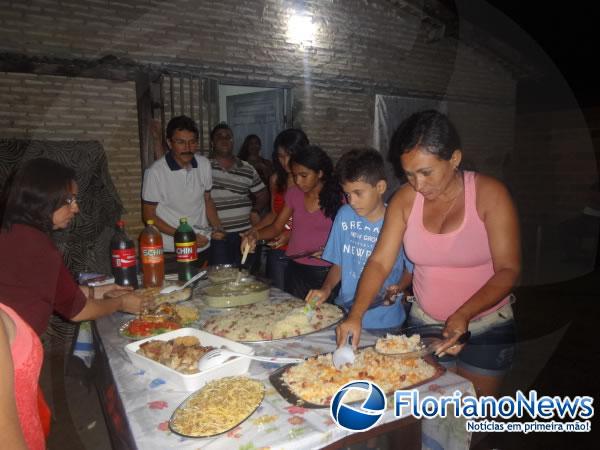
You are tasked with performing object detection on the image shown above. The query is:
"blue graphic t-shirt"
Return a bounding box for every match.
[322,204,414,329]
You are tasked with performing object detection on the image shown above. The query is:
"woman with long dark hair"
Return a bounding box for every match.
[246,128,309,289]
[243,145,344,300]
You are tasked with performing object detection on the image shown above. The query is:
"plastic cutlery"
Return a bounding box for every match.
[332,332,355,370]
[198,348,304,371]
[159,270,207,294]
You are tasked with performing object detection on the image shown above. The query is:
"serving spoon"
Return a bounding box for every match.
[332,332,355,370]
[159,269,207,294]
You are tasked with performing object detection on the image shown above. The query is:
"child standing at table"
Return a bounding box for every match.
[305,148,413,330]
[242,145,343,300]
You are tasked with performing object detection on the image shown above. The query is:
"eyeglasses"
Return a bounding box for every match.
[172,139,199,147]
[64,195,78,207]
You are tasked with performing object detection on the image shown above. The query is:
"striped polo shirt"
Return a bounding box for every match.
[210,157,266,232]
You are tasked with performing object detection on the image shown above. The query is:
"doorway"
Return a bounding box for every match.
[220,85,291,159]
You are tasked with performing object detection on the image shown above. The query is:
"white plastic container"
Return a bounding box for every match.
[124,328,254,391]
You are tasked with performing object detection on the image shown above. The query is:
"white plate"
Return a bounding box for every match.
[124,328,254,391]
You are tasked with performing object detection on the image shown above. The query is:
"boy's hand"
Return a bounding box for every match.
[304,288,330,306]
[384,284,402,305]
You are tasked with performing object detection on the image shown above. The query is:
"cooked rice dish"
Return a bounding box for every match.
[375,333,423,354]
[282,347,436,405]
[203,300,343,341]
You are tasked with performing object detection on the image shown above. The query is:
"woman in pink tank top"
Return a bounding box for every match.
[338,111,520,397]
[0,302,46,450]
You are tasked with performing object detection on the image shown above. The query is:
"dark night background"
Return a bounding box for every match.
[459,1,599,111]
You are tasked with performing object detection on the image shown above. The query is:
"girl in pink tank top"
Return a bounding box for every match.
[0,303,46,450]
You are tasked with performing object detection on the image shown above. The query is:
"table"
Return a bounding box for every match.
[89,288,475,450]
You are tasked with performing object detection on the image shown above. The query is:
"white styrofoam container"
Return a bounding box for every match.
[124,328,254,391]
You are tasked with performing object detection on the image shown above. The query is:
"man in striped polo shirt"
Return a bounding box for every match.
[209,123,268,266]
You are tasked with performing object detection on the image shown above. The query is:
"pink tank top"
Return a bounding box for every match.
[404,171,509,321]
[0,303,45,450]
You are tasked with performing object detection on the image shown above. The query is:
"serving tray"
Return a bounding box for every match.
[202,302,345,344]
[268,349,446,409]
[168,377,265,438]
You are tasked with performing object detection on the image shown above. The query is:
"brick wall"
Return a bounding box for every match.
[0,0,518,245]
[507,108,599,283]
[0,72,142,237]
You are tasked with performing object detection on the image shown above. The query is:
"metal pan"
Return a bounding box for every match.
[168,378,265,438]
[268,349,446,408]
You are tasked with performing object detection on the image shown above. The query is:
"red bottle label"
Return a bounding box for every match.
[141,245,163,264]
[175,242,197,262]
[111,248,137,268]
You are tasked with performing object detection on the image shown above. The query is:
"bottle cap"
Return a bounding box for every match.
[180,217,188,223]
[147,219,155,225]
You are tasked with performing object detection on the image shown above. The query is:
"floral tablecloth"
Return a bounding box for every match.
[91,287,474,450]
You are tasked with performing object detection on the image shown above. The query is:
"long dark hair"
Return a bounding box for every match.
[272,128,309,193]
[238,134,261,161]
[388,110,461,178]
[290,145,343,219]
[1,158,76,233]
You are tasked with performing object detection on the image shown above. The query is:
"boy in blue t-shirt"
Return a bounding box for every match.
[305,148,413,330]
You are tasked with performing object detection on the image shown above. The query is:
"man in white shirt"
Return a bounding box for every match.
[142,116,222,267]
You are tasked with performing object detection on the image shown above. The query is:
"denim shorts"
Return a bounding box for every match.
[407,299,516,377]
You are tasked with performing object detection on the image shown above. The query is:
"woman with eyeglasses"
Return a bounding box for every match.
[0,158,144,336]
[0,158,145,448]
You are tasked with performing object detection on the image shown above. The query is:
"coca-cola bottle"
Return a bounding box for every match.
[110,220,138,288]
[139,219,164,288]
[175,217,198,281]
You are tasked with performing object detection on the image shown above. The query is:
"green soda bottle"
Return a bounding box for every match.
[174,218,198,281]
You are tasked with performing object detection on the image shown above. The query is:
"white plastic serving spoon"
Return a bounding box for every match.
[332,332,355,370]
[198,348,304,371]
[159,269,207,294]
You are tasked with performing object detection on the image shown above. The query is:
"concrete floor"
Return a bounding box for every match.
[40,266,600,450]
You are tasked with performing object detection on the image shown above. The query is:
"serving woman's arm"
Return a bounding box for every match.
[336,187,412,347]
[0,314,29,450]
[439,176,521,354]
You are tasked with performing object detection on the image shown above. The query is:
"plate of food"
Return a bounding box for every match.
[169,376,265,437]
[202,299,344,342]
[119,315,183,340]
[133,284,193,307]
[124,328,255,391]
[200,277,270,308]
[269,342,445,408]
[206,264,250,283]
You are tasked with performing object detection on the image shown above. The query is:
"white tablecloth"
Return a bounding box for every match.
[90,287,474,450]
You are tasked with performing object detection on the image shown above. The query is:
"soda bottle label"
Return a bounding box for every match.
[111,248,137,268]
[175,241,197,262]
[141,245,163,264]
